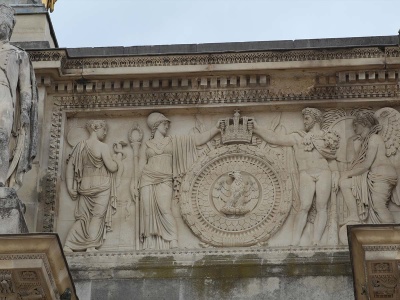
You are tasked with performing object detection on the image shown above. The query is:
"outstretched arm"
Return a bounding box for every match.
[194,122,220,146]
[253,121,297,147]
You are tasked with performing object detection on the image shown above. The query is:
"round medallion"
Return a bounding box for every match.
[180,144,292,247]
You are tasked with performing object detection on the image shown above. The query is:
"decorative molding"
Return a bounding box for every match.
[0,253,59,299]
[180,144,291,247]
[28,47,390,71]
[363,245,400,251]
[317,69,400,86]
[65,245,349,258]
[49,74,269,93]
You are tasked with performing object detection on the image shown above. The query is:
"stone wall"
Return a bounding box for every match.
[20,37,400,299]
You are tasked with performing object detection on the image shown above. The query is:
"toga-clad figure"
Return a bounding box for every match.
[0,4,38,189]
[340,111,398,224]
[63,120,123,252]
[139,112,220,250]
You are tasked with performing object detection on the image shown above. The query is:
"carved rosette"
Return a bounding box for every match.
[180,144,292,247]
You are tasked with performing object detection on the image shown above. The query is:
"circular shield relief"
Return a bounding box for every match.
[180,144,292,247]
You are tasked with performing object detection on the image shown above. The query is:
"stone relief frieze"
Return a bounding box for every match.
[48,95,400,252]
[180,143,291,247]
[138,112,220,250]
[62,120,124,253]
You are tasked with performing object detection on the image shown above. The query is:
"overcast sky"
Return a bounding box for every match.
[50,0,400,48]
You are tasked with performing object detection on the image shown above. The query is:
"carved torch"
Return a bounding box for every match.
[129,123,143,250]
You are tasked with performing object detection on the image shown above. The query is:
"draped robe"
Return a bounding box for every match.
[139,135,197,250]
[64,141,117,250]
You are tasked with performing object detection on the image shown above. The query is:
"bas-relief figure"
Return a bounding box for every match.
[63,120,124,252]
[340,109,400,226]
[139,112,220,250]
[60,106,400,252]
[253,108,340,245]
[0,4,38,189]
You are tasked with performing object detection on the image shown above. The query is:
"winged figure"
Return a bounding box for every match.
[340,108,400,225]
[212,171,259,216]
[374,107,400,206]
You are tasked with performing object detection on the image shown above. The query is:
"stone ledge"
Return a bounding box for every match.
[66,247,351,280]
[65,36,398,57]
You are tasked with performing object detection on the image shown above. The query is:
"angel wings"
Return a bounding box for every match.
[374,107,400,205]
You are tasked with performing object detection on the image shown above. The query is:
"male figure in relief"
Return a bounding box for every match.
[253,108,340,245]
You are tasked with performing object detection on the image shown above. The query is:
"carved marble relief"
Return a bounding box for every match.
[57,106,400,252]
[62,120,124,252]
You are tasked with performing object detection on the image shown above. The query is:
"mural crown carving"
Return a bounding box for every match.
[220,110,253,144]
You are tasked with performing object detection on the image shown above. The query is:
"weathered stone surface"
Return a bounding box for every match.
[75,276,353,300]
[65,35,398,57]
[68,248,352,299]
[0,234,78,299]
[0,188,28,233]
[348,225,400,299]
[12,40,51,49]
[7,3,400,298]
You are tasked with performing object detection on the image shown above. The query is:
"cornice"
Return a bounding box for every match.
[28,46,400,76]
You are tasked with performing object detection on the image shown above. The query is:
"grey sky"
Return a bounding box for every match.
[50,0,400,48]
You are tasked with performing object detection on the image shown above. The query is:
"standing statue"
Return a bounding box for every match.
[139,112,220,250]
[63,120,124,252]
[253,108,340,245]
[340,110,399,224]
[0,4,38,190]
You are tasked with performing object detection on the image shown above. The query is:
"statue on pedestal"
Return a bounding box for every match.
[0,4,38,190]
[0,4,38,234]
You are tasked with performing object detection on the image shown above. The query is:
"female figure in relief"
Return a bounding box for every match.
[63,120,123,252]
[139,112,220,250]
[339,111,398,224]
